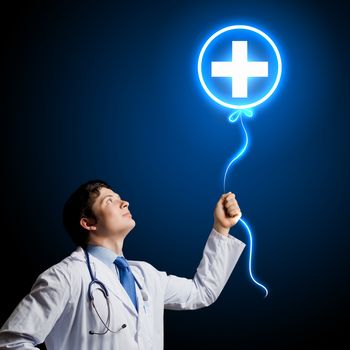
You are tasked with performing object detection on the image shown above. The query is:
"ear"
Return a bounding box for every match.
[80,217,97,232]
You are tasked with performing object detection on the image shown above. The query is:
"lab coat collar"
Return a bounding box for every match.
[70,247,145,318]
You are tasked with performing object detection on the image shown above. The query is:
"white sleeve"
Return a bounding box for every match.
[0,264,71,349]
[163,228,245,310]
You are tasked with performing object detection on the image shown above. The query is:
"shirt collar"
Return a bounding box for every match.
[86,244,124,273]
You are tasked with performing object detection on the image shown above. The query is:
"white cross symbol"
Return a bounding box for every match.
[211,41,269,98]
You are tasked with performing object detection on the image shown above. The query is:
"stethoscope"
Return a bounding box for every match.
[84,250,148,335]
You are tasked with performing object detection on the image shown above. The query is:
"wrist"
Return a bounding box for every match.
[213,222,230,236]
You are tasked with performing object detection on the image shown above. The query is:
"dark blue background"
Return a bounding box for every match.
[2,0,349,348]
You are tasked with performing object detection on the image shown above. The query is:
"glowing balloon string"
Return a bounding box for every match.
[224,109,269,298]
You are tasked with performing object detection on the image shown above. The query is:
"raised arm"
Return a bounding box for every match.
[163,192,245,310]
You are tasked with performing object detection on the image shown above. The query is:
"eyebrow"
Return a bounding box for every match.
[100,193,121,205]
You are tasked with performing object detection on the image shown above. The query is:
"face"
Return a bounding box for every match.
[88,187,136,237]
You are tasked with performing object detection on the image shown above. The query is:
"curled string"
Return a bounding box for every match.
[224,109,268,298]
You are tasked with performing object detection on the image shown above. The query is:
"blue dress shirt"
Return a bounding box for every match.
[86,244,123,279]
[86,245,139,312]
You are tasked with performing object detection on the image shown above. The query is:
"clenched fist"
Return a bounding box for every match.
[213,192,242,236]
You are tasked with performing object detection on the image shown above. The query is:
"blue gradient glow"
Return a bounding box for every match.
[224,112,269,298]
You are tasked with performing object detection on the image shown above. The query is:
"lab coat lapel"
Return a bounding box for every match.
[129,266,147,332]
[90,255,139,317]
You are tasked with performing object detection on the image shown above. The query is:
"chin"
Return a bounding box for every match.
[127,219,136,231]
[117,218,136,237]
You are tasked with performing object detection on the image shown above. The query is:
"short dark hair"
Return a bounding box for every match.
[62,179,112,247]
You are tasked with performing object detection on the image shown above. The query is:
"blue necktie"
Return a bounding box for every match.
[114,256,138,312]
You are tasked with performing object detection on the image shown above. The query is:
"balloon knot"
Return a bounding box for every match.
[228,108,254,123]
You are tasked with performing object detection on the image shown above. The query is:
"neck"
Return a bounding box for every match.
[88,235,125,255]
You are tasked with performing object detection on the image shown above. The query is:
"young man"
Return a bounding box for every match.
[0,180,245,350]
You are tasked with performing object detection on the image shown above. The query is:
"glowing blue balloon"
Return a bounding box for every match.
[196,25,282,298]
[198,25,282,110]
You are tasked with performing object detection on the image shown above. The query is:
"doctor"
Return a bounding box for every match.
[0,179,245,350]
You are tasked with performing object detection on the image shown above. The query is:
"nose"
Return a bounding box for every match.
[121,200,129,208]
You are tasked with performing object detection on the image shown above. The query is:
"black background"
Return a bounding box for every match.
[1,0,349,349]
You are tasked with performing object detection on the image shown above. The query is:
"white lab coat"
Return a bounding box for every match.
[0,228,245,350]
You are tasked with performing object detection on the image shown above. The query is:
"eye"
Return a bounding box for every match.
[107,198,113,204]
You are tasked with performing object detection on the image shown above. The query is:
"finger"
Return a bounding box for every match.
[225,207,238,218]
[231,212,242,223]
[225,199,238,209]
[228,208,241,217]
[228,203,240,213]
[221,192,232,200]
[227,204,239,212]
[226,207,239,216]
[229,210,242,219]
[225,193,236,203]
[219,192,232,206]
[225,197,237,205]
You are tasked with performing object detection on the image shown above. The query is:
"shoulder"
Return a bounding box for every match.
[34,247,87,292]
